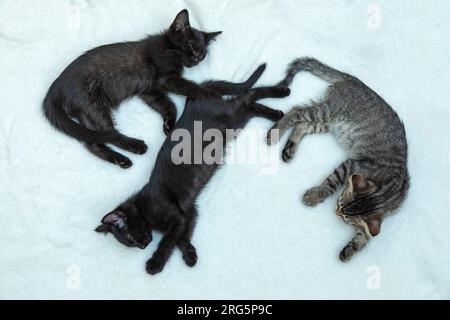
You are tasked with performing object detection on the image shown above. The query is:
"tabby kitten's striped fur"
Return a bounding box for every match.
[267,58,409,262]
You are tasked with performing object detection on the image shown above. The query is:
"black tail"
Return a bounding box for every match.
[42,92,120,144]
[202,63,266,95]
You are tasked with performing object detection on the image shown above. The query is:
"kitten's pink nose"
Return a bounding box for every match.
[336,206,342,216]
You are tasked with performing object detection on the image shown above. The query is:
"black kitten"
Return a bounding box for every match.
[43,9,221,168]
[95,64,290,275]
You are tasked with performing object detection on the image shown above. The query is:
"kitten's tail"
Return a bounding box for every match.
[43,90,120,144]
[202,63,266,95]
[280,57,353,86]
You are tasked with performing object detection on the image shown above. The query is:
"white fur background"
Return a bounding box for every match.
[0,0,449,299]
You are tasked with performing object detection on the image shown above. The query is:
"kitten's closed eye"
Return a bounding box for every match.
[96,208,152,249]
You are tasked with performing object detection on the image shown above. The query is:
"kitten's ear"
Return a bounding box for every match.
[171,9,190,33]
[350,175,375,194]
[204,31,222,43]
[366,214,383,237]
[101,210,127,228]
[95,224,110,234]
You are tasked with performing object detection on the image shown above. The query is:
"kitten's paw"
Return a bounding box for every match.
[266,126,280,145]
[182,244,198,267]
[269,110,285,122]
[302,186,333,207]
[128,139,148,155]
[163,114,176,135]
[146,256,165,275]
[282,140,296,163]
[272,86,291,98]
[114,156,132,169]
[339,242,359,262]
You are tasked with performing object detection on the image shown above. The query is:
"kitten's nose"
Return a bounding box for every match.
[336,206,342,216]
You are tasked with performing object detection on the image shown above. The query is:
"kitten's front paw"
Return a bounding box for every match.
[163,114,176,135]
[282,140,296,163]
[339,242,359,262]
[302,186,333,207]
[146,256,165,275]
[266,126,280,145]
[182,244,198,267]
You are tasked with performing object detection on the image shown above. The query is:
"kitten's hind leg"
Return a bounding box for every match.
[110,133,148,155]
[339,229,370,262]
[201,63,267,96]
[86,143,132,169]
[81,109,147,157]
[250,103,284,121]
[80,115,133,168]
[303,160,353,206]
[243,85,291,103]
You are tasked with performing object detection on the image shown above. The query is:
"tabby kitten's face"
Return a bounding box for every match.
[95,202,152,249]
[336,175,383,237]
[167,10,221,68]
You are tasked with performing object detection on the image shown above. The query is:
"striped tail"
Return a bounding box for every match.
[280,57,353,86]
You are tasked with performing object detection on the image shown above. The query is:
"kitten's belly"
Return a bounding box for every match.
[330,121,360,158]
[171,163,219,205]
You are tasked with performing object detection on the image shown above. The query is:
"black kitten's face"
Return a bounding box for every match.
[179,29,208,67]
[168,9,221,68]
[95,202,152,249]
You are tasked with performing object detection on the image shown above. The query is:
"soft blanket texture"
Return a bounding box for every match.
[0,0,449,299]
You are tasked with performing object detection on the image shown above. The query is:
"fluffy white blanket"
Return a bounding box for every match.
[0,0,448,299]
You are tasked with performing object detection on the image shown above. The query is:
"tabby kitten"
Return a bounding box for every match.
[267,57,409,262]
[43,9,221,168]
[96,64,289,275]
